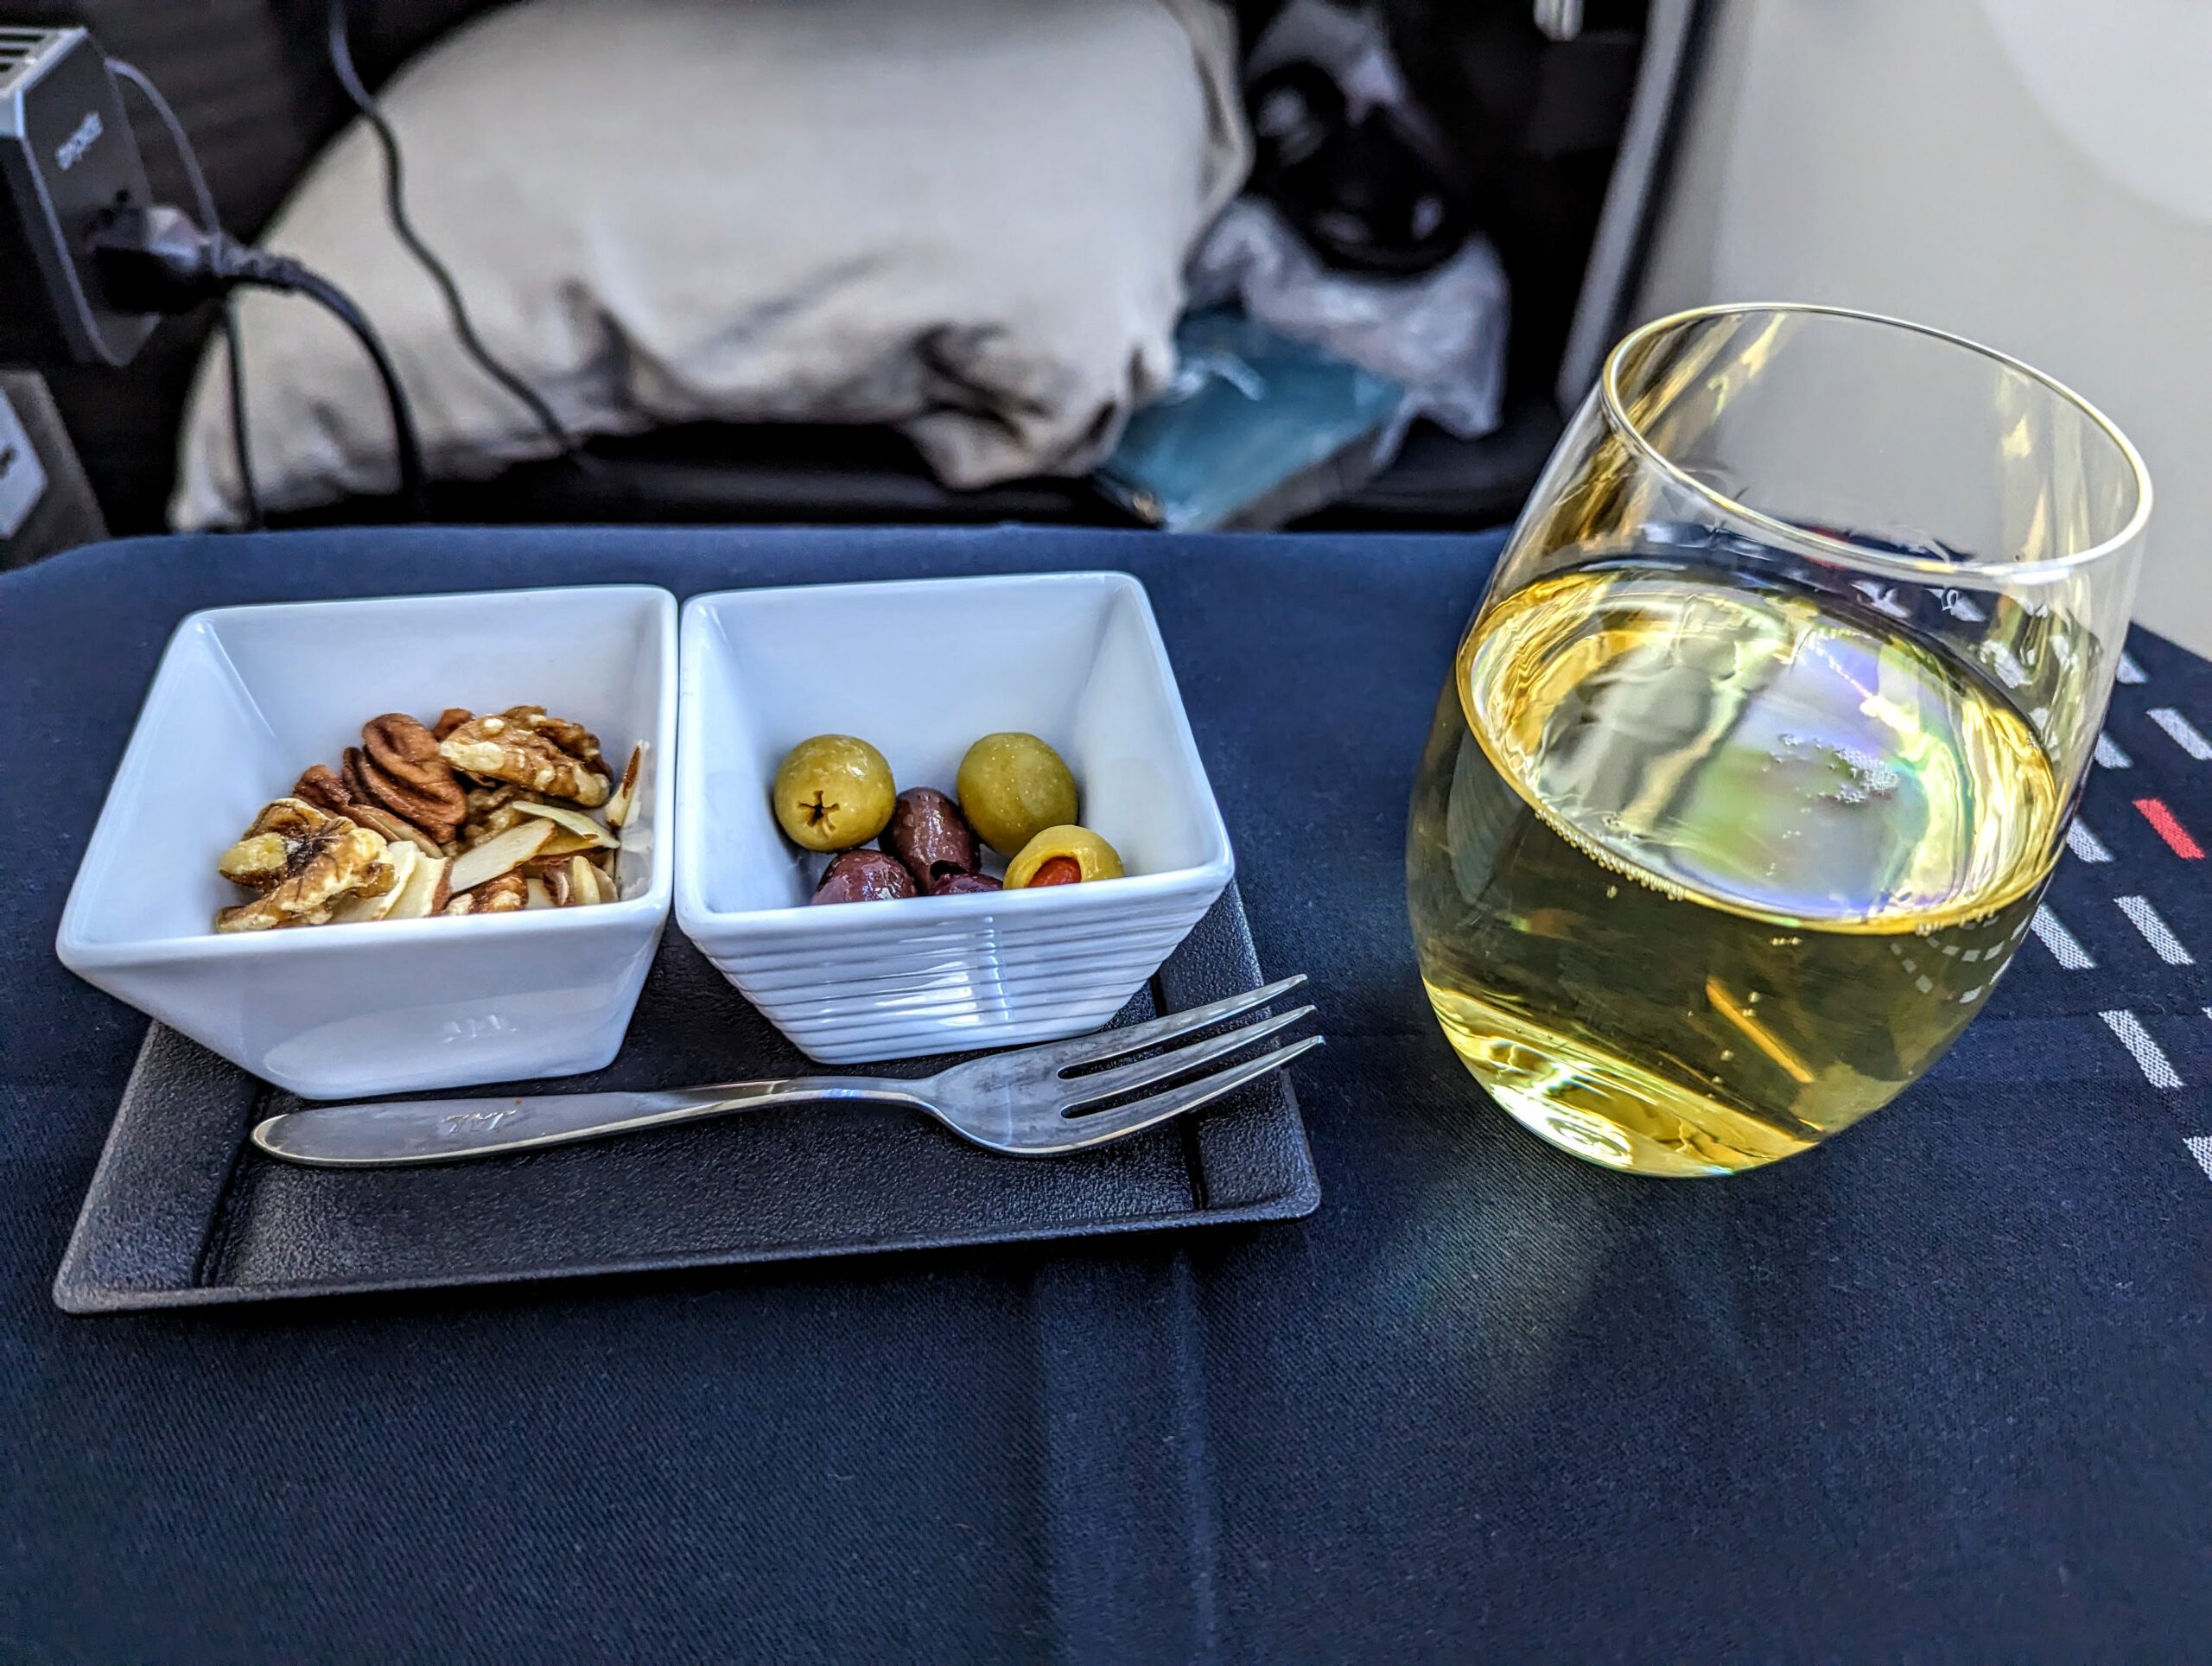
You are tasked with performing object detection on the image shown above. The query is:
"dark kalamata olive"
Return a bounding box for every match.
[929,871,1003,896]
[888,787,980,887]
[812,849,918,904]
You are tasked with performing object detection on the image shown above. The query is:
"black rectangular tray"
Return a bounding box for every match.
[54,887,1318,1312]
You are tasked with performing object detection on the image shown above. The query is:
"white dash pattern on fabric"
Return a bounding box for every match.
[2066,822,2113,863]
[2146,707,2212,761]
[2116,651,2147,685]
[2030,906,2094,970]
[2186,1135,2212,1184]
[2095,733,2133,769]
[2115,894,2195,964]
[2101,1010,2183,1088]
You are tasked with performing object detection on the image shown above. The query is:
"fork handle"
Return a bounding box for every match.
[251,1078,918,1168]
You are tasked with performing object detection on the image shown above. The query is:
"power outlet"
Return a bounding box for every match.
[0,382,48,537]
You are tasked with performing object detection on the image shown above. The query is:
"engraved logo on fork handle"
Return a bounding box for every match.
[254,1078,913,1168]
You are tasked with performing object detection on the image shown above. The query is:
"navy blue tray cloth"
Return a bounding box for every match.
[2,525,2207,1661]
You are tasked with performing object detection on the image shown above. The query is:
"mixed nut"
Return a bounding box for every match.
[213,705,645,932]
[771,729,1125,906]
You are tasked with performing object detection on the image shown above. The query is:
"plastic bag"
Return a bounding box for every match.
[1189,195,1510,440]
[1094,309,1405,531]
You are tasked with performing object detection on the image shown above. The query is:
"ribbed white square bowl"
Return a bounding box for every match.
[676,573,1234,1064]
[56,586,677,1098]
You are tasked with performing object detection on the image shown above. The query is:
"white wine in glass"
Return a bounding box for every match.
[1408,305,2151,1176]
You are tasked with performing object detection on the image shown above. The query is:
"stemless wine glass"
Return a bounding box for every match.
[1408,303,2152,1177]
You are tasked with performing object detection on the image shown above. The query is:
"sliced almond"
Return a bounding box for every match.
[545,862,573,906]
[536,829,606,859]
[385,854,451,920]
[565,853,607,906]
[604,744,646,829]
[333,841,420,924]
[524,876,555,910]
[512,801,614,849]
[447,818,555,893]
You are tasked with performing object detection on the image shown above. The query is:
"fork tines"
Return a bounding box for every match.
[1044,974,1321,1141]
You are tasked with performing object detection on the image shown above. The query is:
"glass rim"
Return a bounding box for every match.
[1599,302,2154,584]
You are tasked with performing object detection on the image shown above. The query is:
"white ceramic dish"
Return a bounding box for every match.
[57,586,677,1099]
[677,573,1234,1065]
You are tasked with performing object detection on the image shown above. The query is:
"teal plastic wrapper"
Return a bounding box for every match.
[1094,309,1406,531]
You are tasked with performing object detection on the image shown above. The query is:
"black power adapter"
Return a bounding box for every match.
[0,26,159,367]
[0,16,586,520]
[0,22,426,512]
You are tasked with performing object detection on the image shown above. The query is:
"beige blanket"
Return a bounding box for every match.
[172,0,1248,526]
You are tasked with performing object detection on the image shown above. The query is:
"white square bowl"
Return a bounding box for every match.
[57,585,677,1099]
[677,573,1234,1065]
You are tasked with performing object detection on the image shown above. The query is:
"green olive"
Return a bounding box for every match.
[1006,824,1124,888]
[772,734,895,851]
[957,733,1077,857]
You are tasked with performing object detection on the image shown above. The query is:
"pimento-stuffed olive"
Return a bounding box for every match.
[1005,825,1123,888]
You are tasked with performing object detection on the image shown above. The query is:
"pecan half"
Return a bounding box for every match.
[359,714,467,839]
[292,763,353,815]
[344,745,445,843]
[305,756,448,852]
[346,800,446,855]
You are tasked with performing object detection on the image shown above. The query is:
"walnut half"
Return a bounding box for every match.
[214,798,391,933]
[439,707,611,807]
[464,872,530,913]
[460,780,550,847]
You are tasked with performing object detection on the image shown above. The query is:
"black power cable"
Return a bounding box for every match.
[324,0,584,467]
[106,57,264,529]
[258,265,427,512]
[91,207,431,515]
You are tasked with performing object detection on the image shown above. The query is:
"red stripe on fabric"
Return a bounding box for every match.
[2134,798,2205,859]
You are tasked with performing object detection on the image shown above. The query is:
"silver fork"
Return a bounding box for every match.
[251,975,1319,1167]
